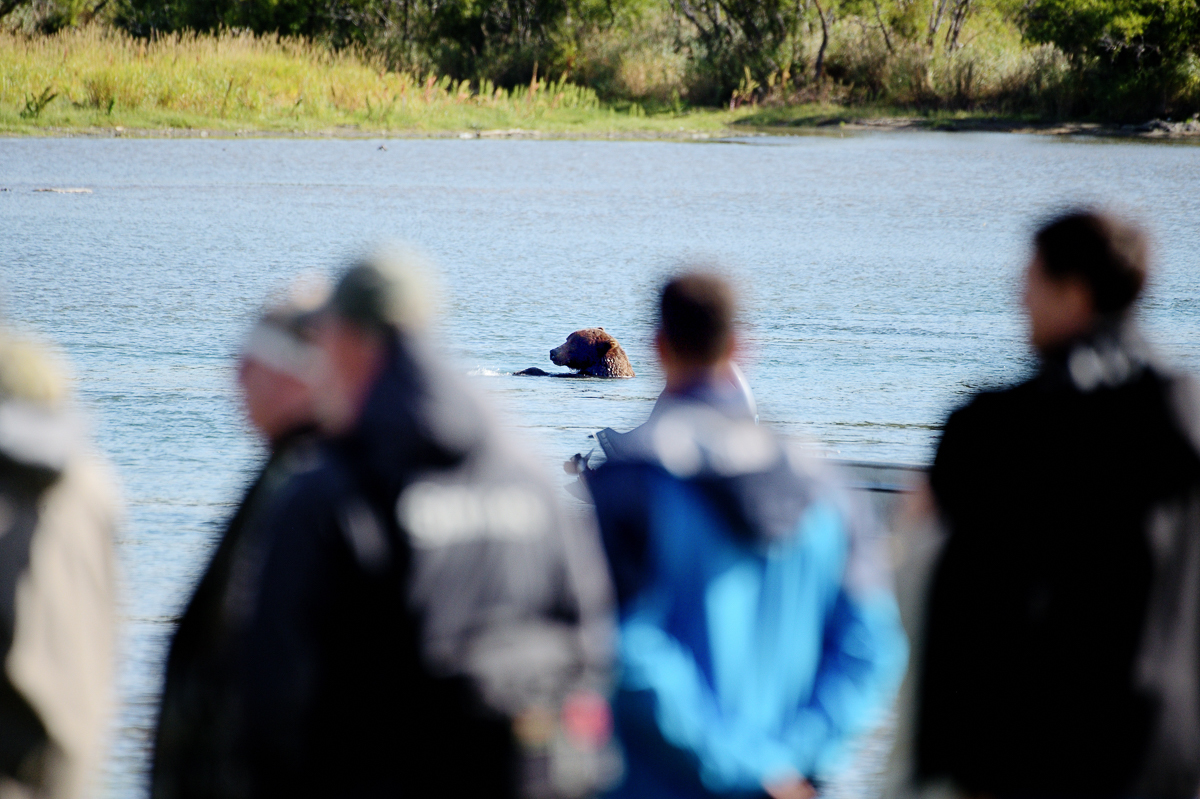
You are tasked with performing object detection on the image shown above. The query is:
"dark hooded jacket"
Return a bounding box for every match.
[589,391,907,797]
[151,428,320,799]
[917,321,1200,799]
[228,335,613,799]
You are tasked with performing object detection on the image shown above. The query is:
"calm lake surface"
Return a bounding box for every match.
[3,133,1200,797]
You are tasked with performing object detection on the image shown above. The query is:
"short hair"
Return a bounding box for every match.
[1034,210,1149,315]
[659,272,736,364]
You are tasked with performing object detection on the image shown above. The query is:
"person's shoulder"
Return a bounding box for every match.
[1152,368,1200,455]
[940,378,1036,437]
[55,446,123,531]
[932,380,1036,488]
[589,458,664,497]
[954,378,1031,413]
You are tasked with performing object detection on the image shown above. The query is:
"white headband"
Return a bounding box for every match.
[242,322,318,380]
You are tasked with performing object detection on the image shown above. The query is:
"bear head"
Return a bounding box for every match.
[550,328,615,370]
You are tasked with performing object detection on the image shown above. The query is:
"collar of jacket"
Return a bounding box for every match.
[1039,317,1159,394]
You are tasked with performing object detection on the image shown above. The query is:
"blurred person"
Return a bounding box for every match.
[912,210,1200,799]
[0,329,119,798]
[151,279,328,799]
[572,275,755,475]
[647,273,757,423]
[587,272,908,799]
[234,251,614,798]
[635,274,757,433]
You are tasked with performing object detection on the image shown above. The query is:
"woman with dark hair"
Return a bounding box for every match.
[912,210,1200,799]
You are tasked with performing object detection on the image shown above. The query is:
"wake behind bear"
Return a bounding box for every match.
[516,328,635,378]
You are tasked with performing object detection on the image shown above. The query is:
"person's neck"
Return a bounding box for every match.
[663,359,728,396]
[267,421,318,451]
[1037,315,1125,360]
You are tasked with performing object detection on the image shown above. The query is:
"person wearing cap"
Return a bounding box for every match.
[907,210,1200,799]
[151,281,327,799]
[587,272,907,799]
[0,329,119,799]
[232,251,614,798]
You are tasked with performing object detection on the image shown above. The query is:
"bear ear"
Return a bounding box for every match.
[598,327,604,330]
[597,339,613,355]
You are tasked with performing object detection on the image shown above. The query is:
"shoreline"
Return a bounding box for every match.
[827,116,1200,139]
[5,116,1200,141]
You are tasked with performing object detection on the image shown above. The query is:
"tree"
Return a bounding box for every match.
[670,0,799,98]
[1022,0,1200,116]
[426,0,572,83]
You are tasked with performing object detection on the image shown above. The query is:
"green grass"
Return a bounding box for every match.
[0,26,758,135]
[0,26,1158,137]
[0,103,750,136]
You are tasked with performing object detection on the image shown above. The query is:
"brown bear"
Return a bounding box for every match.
[515,328,635,378]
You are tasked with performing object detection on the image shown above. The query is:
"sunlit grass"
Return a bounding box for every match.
[0,25,748,134]
[0,26,1138,136]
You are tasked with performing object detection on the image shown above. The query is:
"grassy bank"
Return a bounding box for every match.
[0,26,742,134]
[3,27,1196,137]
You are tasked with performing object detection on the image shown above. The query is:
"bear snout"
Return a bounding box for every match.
[550,345,569,366]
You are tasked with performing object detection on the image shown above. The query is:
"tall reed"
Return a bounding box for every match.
[0,25,605,127]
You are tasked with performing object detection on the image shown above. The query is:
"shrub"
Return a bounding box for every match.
[1022,0,1200,118]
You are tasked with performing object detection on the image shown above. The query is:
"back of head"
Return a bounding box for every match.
[327,249,434,336]
[659,272,736,364]
[1035,210,1149,316]
[317,248,450,437]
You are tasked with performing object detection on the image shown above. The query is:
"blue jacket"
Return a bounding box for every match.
[589,401,907,798]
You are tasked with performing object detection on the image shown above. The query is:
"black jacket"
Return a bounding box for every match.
[917,322,1200,799]
[231,337,612,798]
[151,429,321,799]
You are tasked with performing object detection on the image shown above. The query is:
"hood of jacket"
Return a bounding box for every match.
[329,334,491,506]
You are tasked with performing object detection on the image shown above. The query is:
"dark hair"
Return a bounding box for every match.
[659,272,736,364]
[1034,210,1149,315]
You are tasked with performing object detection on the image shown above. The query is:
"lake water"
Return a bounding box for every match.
[3,132,1200,797]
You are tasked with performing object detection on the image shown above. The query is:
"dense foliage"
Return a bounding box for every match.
[3,0,1198,117]
[1023,0,1200,116]
[115,0,588,87]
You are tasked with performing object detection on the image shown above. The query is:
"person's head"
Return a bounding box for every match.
[315,249,433,434]
[655,271,737,390]
[0,332,68,411]
[238,277,327,445]
[1024,210,1149,352]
